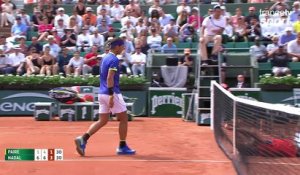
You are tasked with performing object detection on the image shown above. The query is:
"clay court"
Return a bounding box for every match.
[0,117,235,175]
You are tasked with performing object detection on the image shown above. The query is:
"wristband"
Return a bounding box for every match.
[108,87,114,95]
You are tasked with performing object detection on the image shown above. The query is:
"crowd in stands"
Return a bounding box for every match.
[1,0,300,79]
[0,0,200,77]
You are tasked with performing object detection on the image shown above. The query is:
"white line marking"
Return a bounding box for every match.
[0,159,231,163]
[255,161,300,166]
[0,126,119,129]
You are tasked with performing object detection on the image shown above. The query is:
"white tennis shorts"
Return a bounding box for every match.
[98,94,127,114]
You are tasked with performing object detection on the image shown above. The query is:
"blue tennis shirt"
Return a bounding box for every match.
[99,52,121,94]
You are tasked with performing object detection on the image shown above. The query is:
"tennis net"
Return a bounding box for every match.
[211,81,300,175]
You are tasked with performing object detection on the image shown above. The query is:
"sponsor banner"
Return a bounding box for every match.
[0,90,147,116]
[230,88,262,101]
[148,87,187,117]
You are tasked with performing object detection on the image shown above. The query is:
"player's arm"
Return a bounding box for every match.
[107,68,116,108]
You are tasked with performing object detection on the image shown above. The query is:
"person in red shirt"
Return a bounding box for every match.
[82,45,100,75]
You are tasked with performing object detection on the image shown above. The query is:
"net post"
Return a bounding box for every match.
[210,81,215,130]
[233,100,237,155]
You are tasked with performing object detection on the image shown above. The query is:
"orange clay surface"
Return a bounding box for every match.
[0,117,236,175]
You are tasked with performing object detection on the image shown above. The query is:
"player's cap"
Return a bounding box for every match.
[221,6,226,10]
[192,7,199,11]
[213,5,221,10]
[113,0,120,3]
[13,46,21,50]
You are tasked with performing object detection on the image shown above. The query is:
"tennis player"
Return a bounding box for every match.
[75,38,136,156]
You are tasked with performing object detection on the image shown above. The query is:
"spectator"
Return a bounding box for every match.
[66,50,84,77]
[4,47,25,75]
[97,19,110,35]
[55,18,67,38]
[28,37,43,54]
[57,47,72,74]
[120,33,135,54]
[83,45,100,76]
[10,16,28,43]
[159,9,174,27]
[278,14,291,36]
[223,18,234,42]
[0,50,8,74]
[176,9,189,28]
[121,20,135,40]
[70,10,83,29]
[97,0,111,16]
[135,18,148,35]
[51,28,62,45]
[125,0,141,18]
[68,16,81,34]
[77,27,92,52]
[16,36,28,55]
[147,27,162,51]
[1,0,14,27]
[163,19,179,42]
[130,46,146,76]
[17,9,31,27]
[25,48,42,76]
[44,9,55,25]
[149,9,160,23]
[245,6,259,25]
[178,48,194,73]
[246,18,261,42]
[267,36,280,54]
[249,37,268,63]
[176,0,191,15]
[294,14,300,33]
[73,0,86,16]
[200,5,225,64]
[134,29,149,55]
[54,8,69,27]
[83,17,96,33]
[60,28,77,51]
[121,9,138,27]
[220,6,231,19]
[31,8,43,29]
[268,45,292,76]
[231,8,244,27]
[97,8,111,26]
[234,74,249,88]
[148,0,162,15]
[37,17,53,40]
[43,35,61,58]
[290,1,300,24]
[279,27,296,45]
[269,0,290,12]
[161,37,177,54]
[110,0,125,22]
[232,17,247,42]
[287,32,300,62]
[149,18,161,33]
[90,29,105,52]
[0,35,13,54]
[188,7,202,31]
[40,46,57,76]
[83,7,97,26]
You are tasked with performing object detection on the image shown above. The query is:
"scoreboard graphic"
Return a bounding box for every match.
[5,148,63,161]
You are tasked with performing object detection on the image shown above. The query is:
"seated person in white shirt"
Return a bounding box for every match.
[0,49,9,74]
[130,46,146,76]
[89,29,104,52]
[147,27,162,51]
[77,27,92,52]
[200,5,225,65]
[250,37,268,63]
[3,47,25,75]
[66,50,84,77]
[121,9,138,27]
[110,0,125,22]
[287,32,300,62]
[163,19,179,42]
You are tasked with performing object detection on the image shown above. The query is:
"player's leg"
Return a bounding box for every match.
[113,94,136,155]
[75,94,110,156]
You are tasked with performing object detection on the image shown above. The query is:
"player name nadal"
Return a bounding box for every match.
[6,155,21,160]
[151,94,183,114]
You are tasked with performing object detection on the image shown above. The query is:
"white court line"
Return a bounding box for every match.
[254,161,300,166]
[0,159,231,163]
[0,126,119,129]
